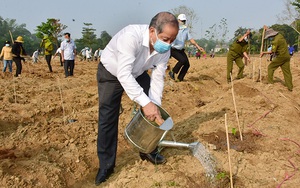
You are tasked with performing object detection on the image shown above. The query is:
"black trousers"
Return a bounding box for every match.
[45,55,52,72]
[64,60,75,77]
[171,48,190,81]
[59,54,63,66]
[97,62,150,170]
[13,57,22,77]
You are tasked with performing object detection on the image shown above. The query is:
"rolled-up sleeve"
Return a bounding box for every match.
[149,52,169,105]
[116,33,151,107]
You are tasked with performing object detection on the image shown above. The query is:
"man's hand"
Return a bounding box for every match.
[263,25,269,30]
[245,29,251,36]
[198,46,205,52]
[246,57,250,63]
[260,52,264,58]
[142,102,164,125]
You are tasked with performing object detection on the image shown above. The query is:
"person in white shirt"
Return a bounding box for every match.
[80,47,88,61]
[60,33,77,77]
[32,49,40,64]
[86,48,92,61]
[53,47,63,66]
[169,14,204,82]
[95,12,179,186]
[94,48,99,61]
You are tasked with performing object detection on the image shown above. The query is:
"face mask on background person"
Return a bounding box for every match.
[65,38,70,42]
[268,36,275,41]
[151,29,171,54]
[244,36,248,42]
[5,44,10,47]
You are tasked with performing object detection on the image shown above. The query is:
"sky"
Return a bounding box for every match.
[0,0,286,41]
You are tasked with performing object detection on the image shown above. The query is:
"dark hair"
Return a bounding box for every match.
[5,40,10,44]
[149,12,179,34]
[64,32,71,37]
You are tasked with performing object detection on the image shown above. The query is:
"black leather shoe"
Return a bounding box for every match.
[169,71,175,80]
[140,152,166,165]
[95,168,114,186]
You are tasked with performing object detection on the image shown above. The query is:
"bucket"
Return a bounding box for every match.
[125,105,173,153]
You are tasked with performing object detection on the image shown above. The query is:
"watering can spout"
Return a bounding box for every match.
[189,142,200,149]
[158,140,200,150]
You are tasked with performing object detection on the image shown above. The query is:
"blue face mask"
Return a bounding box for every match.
[5,44,10,47]
[152,30,171,54]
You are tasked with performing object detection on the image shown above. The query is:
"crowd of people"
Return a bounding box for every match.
[0,33,103,78]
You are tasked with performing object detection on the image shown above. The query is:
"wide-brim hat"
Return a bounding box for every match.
[264,29,278,39]
[15,36,24,43]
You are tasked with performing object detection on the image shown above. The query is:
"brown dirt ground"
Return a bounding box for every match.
[0,54,300,188]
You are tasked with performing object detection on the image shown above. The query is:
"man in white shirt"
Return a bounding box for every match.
[95,12,179,186]
[60,33,77,77]
[169,14,204,82]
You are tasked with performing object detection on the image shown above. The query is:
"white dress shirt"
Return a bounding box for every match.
[101,24,170,107]
[61,40,76,60]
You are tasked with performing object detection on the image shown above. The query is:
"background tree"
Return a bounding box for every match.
[277,0,300,47]
[35,18,67,48]
[277,0,300,24]
[195,38,217,52]
[205,18,229,52]
[0,16,39,55]
[98,31,112,49]
[292,0,300,10]
[82,23,97,47]
[218,18,229,48]
[270,24,298,45]
[205,24,217,41]
[170,5,199,34]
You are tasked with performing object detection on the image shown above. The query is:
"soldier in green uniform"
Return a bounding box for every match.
[227,30,251,83]
[260,26,293,91]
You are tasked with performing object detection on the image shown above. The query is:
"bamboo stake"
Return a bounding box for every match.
[9,30,14,44]
[225,113,234,188]
[12,73,17,103]
[230,73,243,141]
[259,58,262,82]
[279,92,300,112]
[259,28,266,82]
[9,30,18,97]
[57,76,66,126]
[252,59,255,82]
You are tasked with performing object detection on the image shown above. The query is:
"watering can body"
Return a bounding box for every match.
[124,105,173,153]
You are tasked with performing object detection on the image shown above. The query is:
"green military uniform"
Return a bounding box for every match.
[268,33,293,91]
[227,36,248,82]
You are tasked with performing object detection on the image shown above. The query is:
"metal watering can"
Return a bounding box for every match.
[124,105,199,153]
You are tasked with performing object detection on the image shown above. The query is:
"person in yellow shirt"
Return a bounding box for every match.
[40,35,54,72]
[0,41,13,73]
